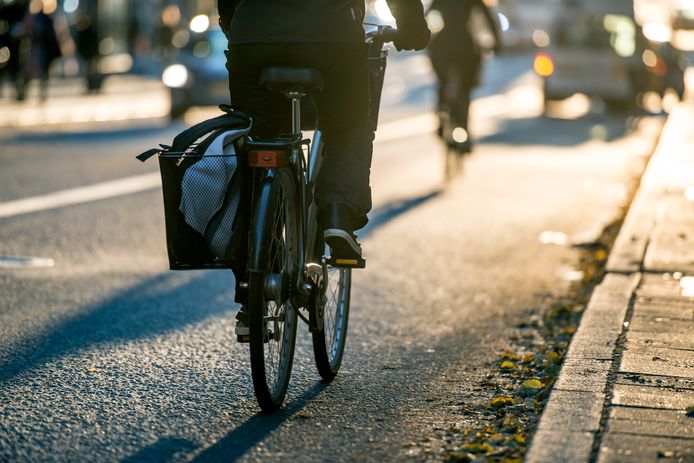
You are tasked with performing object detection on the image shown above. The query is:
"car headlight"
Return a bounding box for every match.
[162,64,189,88]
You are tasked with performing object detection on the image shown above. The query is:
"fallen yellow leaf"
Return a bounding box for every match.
[462,442,494,454]
[522,354,535,364]
[501,351,521,361]
[522,379,544,389]
[491,396,515,408]
[500,360,518,370]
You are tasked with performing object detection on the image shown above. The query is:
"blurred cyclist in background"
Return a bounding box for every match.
[218,0,430,334]
[427,0,501,153]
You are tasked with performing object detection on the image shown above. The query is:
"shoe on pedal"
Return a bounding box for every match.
[235,307,250,342]
[321,203,366,268]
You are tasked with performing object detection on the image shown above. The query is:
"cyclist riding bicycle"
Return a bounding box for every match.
[427,0,501,153]
[218,0,430,336]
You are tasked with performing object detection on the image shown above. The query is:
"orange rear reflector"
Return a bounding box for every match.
[533,53,554,77]
[248,150,288,168]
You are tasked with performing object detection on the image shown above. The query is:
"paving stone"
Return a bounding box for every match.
[637,303,694,322]
[566,331,619,360]
[644,199,694,273]
[611,384,694,410]
[622,344,694,367]
[620,348,694,379]
[525,430,595,463]
[597,433,694,463]
[628,315,694,334]
[537,390,604,432]
[626,330,694,352]
[634,300,694,314]
[637,273,683,297]
[554,359,612,392]
[607,405,694,438]
[615,372,694,390]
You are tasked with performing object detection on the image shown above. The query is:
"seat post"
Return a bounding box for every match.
[288,91,302,134]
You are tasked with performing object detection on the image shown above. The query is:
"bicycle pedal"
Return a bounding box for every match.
[326,256,366,269]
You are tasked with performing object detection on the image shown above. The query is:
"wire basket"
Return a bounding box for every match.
[158,152,248,270]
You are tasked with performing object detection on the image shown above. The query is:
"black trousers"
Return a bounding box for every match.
[226,43,374,229]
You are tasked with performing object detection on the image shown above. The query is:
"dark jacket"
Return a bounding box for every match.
[428,0,500,58]
[218,0,426,44]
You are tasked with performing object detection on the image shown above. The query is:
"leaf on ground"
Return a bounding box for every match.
[513,434,526,444]
[491,397,515,408]
[522,354,535,364]
[501,351,522,361]
[595,249,608,261]
[462,442,494,454]
[521,379,544,389]
[500,361,518,370]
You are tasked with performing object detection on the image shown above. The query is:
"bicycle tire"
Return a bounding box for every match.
[310,234,351,380]
[248,169,299,412]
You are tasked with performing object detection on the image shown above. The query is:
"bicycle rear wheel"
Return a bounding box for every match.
[248,169,299,412]
[310,237,351,380]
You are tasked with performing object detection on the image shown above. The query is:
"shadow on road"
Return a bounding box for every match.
[0,271,235,384]
[122,437,198,463]
[362,190,442,238]
[478,113,635,147]
[0,191,441,385]
[189,382,328,462]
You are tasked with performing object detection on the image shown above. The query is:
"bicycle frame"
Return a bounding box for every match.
[244,25,396,412]
[247,90,324,307]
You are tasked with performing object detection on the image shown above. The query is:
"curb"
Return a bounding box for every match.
[525,274,639,462]
[525,106,686,462]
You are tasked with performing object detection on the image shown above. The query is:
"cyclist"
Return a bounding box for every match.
[218,0,430,336]
[427,0,501,153]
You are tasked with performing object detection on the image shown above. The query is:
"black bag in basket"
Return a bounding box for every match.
[137,108,251,270]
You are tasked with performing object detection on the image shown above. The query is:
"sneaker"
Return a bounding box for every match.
[320,203,363,260]
[235,307,249,340]
[324,229,362,260]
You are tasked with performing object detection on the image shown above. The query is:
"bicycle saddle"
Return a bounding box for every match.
[260,67,325,94]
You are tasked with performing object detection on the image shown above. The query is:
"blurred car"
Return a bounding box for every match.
[533,0,685,112]
[672,0,694,30]
[162,27,229,118]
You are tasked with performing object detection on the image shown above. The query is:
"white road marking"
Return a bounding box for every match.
[0,172,161,219]
[0,256,55,268]
[0,113,450,219]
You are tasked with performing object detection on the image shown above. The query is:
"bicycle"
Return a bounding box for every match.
[437,67,472,184]
[241,26,397,412]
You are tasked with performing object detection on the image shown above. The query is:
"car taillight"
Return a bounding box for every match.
[534,52,554,77]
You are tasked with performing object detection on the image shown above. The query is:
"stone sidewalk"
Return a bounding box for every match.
[0,74,169,129]
[526,103,694,462]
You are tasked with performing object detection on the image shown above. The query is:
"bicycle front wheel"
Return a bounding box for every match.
[248,169,299,412]
[311,238,351,380]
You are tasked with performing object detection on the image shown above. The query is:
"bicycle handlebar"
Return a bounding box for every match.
[365,25,398,44]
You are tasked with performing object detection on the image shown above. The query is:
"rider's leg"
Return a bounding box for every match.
[226,43,373,257]
[309,44,373,232]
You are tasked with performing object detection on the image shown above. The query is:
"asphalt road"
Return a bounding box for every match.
[0,53,662,462]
